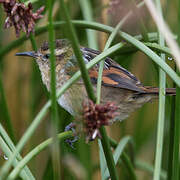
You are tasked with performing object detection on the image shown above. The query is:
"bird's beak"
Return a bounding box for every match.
[15,51,37,58]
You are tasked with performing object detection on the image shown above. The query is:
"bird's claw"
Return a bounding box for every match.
[64,123,78,148]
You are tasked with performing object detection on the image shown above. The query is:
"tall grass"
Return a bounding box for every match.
[0,0,179,179]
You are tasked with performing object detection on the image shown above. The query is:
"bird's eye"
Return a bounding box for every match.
[43,54,50,60]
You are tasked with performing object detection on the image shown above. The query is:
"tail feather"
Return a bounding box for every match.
[144,87,176,95]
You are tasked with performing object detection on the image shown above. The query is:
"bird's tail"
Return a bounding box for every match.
[144,87,176,95]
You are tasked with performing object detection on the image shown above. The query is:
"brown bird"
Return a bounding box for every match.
[16,39,176,139]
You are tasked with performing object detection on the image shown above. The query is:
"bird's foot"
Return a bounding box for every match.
[64,123,78,148]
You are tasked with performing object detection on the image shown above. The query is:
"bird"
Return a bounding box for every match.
[16,39,176,140]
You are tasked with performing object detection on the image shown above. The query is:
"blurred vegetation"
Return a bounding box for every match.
[0,0,179,179]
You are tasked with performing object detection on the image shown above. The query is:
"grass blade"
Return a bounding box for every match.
[47,0,61,178]
[7,131,73,180]
[104,136,135,179]
[153,1,166,179]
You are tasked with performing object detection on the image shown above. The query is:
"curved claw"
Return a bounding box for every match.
[64,123,79,148]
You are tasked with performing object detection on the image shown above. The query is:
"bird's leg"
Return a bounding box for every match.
[64,122,79,148]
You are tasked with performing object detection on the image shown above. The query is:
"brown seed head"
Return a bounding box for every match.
[0,0,44,37]
[83,100,119,142]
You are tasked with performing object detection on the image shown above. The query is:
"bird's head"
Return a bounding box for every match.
[16,39,77,89]
[16,39,73,67]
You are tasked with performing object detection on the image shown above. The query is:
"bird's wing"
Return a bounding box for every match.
[80,47,146,93]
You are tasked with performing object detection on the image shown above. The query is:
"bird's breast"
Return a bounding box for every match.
[57,83,87,115]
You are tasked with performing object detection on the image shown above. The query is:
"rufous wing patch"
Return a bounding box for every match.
[89,67,134,86]
[89,67,145,92]
[103,67,132,80]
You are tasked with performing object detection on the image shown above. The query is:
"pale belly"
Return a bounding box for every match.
[57,83,87,115]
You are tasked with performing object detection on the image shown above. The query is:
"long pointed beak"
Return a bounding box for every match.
[15,51,37,58]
